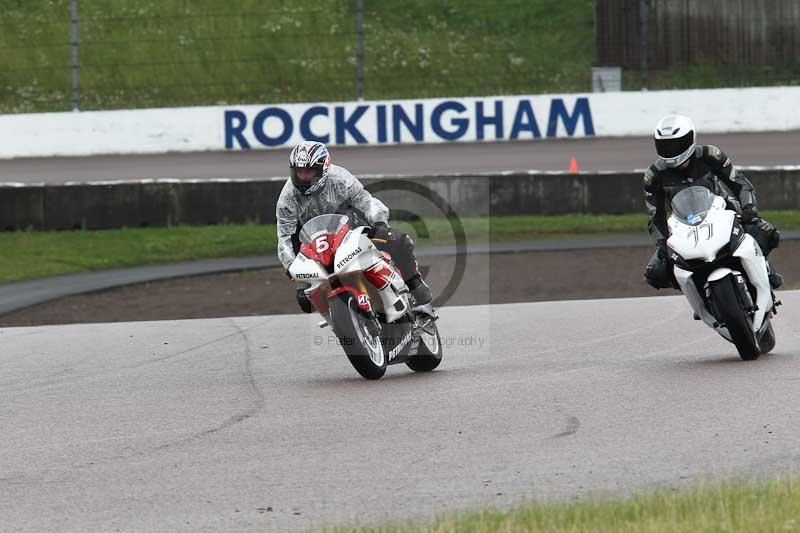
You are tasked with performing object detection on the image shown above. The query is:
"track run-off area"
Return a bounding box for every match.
[1,131,800,183]
[2,292,799,531]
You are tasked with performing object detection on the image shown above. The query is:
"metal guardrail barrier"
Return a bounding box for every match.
[1,169,797,231]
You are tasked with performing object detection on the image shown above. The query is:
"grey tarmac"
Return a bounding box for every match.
[1,293,799,531]
[1,131,799,183]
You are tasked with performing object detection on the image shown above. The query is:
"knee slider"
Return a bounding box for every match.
[397,232,414,253]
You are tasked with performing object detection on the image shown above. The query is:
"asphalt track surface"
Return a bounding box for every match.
[2,292,799,531]
[1,131,800,183]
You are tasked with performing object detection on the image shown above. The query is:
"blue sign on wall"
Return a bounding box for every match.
[224,96,595,150]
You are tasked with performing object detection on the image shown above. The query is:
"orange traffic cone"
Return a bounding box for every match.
[568,156,579,173]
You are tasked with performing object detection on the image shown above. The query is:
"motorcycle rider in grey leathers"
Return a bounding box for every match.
[276,141,432,312]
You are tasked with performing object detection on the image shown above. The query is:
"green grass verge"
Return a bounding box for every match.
[331,477,800,532]
[0,0,595,113]
[624,64,800,91]
[6,1,799,113]
[2,211,798,284]
[1,224,275,283]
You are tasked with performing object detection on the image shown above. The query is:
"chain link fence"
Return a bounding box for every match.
[596,0,800,91]
[1,0,595,113]
[2,1,798,114]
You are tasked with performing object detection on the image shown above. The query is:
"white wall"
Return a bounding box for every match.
[1,86,798,159]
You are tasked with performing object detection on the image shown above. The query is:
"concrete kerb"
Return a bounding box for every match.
[2,232,798,317]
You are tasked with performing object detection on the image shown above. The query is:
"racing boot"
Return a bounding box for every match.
[767,261,783,289]
[406,273,432,305]
[296,288,314,313]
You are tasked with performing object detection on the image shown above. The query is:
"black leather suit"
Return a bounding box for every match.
[643,145,780,289]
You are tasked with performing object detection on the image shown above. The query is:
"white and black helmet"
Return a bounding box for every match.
[289,141,331,195]
[654,114,696,168]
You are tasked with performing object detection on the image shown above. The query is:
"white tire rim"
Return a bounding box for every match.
[348,298,384,367]
[419,324,441,356]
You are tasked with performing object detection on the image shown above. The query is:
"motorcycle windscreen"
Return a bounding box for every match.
[299,214,350,244]
[671,186,715,226]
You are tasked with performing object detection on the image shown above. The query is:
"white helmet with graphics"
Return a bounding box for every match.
[654,114,696,168]
[289,141,331,195]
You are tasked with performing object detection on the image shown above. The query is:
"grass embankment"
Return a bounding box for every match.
[332,478,800,532]
[2,211,798,284]
[4,1,796,114]
[0,0,594,113]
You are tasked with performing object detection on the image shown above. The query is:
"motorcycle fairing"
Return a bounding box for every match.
[334,227,410,324]
[667,196,734,263]
[732,233,771,332]
[673,266,733,341]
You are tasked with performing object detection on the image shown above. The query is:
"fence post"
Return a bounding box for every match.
[356,0,365,100]
[639,0,649,90]
[70,0,80,111]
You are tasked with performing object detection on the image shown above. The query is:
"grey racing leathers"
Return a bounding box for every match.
[277,164,389,270]
[643,145,780,289]
[276,164,421,283]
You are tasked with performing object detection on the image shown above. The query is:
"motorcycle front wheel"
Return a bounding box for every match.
[709,276,760,360]
[329,295,386,379]
[759,322,776,355]
[406,321,443,372]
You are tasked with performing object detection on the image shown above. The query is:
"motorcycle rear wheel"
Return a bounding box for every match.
[709,277,760,361]
[329,295,386,379]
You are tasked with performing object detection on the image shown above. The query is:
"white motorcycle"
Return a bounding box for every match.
[288,214,442,379]
[667,186,779,360]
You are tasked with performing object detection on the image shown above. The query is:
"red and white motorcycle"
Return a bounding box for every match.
[667,186,779,360]
[289,214,442,379]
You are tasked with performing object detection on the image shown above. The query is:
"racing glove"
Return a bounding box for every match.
[747,218,781,253]
[742,204,759,225]
[368,221,391,241]
[742,205,781,253]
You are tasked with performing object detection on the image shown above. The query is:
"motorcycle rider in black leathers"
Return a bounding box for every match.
[277,141,432,312]
[643,115,783,290]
